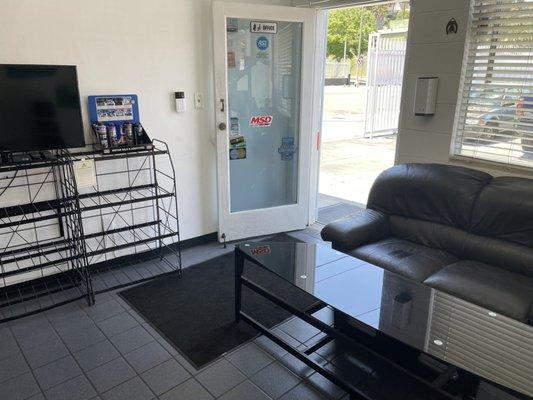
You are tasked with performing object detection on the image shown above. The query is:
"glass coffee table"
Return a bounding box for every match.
[235,242,532,400]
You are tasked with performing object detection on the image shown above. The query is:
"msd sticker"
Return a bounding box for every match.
[250,245,271,256]
[250,115,273,127]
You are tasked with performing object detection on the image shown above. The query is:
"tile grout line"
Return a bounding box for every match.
[3,320,47,399]
[41,301,103,398]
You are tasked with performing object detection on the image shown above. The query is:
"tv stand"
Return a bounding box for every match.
[0,141,182,322]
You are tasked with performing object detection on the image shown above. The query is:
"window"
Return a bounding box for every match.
[452,0,533,168]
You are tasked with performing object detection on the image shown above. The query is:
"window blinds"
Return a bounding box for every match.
[292,0,382,9]
[453,0,533,168]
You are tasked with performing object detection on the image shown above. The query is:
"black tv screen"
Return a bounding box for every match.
[0,64,85,152]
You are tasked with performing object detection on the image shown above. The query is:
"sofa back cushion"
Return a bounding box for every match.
[462,233,533,278]
[368,164,492,230]
[389,215,468,257]
[390,213,533,278]
[471,176,533,248]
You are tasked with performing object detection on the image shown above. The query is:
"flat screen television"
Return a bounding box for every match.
[0,64,85,152]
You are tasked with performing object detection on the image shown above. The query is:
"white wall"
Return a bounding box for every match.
[0,0,292,242]
[396,0,533,178]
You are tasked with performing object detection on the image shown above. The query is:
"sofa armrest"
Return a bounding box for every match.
[320,209,390,251]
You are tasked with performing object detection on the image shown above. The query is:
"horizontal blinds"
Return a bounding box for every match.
[428,292,533,397]
[292,0,384,9]
[453,0,533,168]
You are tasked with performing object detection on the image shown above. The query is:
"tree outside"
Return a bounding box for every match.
[326,3,410,78]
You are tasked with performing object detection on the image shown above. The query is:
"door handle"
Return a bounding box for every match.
[220,99,225,112]
[218,122,227,131]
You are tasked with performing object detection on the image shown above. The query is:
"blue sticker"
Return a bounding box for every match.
[256,36,269,51]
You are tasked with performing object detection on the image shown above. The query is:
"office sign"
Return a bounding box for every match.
[250,21,278,34]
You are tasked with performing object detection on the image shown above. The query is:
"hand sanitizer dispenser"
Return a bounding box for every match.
[414,77,438,116]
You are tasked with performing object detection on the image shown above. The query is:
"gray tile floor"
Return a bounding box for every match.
[0,224,352,400]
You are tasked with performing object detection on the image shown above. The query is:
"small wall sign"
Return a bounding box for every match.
[446,18,458,34]
[250,21,277,34]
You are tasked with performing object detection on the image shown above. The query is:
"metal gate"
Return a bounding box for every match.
[364,28,407,138]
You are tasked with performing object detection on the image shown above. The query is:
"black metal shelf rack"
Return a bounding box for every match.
[0,140,181,322]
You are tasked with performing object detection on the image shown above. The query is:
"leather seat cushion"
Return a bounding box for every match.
[424,260,533,322]
[350,238,458,282]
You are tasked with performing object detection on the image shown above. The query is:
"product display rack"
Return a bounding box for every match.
[0,156,92,321]
[73,139,182,293]
[0,140,181,322]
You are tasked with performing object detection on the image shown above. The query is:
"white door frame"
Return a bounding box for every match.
[212,1,319,242]
[308,10,328,224]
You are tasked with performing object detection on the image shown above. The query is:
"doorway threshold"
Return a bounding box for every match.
[317,193,364,224]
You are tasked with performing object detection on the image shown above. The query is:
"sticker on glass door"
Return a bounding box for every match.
[250,115,273,127]
[250,21,278,34]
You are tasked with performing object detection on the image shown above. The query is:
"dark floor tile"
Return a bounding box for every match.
[85,300,125,323]
[23,337,69,369]
[159,378,213,400]
[73,339,121,371]
[218,380,271,400]
[307,367,346,400]
[110,325,154,355]
[280,349,328,378]
[280,318,321,343]
[33,355,82,391]
[195,359,246,398]
[156,337,179,357]
[0,333,20,360]
[59,322,107,352]
[28,393,46,400]
[140,358,190,396]
[0,352,30,383]
[226,343,274,376]
[101,376,154,400]
[52,313,94,335]
[97,313,138,338]
[250,362,299,399]
[255,328,300,359]
[43,375,97,400]
[173,354,198,375]
[123,341,171,374]
[9,314,50,336]
[0,372,41,400]
[279,381,329,400]
[86,357,136,394]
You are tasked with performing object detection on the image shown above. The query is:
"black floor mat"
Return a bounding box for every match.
[118,233,319,369]
[318,202,364,224]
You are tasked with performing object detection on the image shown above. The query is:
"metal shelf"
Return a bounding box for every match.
[0,140,182,322]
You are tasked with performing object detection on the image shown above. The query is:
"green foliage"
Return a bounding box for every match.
[327,5,408,61]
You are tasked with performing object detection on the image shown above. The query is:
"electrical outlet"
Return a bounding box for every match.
[194,92,204,109]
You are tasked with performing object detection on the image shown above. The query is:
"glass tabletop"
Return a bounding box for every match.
[237,241,533,399]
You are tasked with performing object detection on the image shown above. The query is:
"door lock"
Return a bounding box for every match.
[218,122,227,131]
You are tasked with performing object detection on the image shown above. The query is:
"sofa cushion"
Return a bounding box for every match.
[424,260,533,322]
[367,163,492,230]
[462,232,533,278]
[350,238,458,282]
[471,176,533,248]
[389,215,467,258]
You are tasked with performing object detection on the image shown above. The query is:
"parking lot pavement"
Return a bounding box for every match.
[319,135,396,205]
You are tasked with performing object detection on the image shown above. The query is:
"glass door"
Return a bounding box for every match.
[213,2,316,242]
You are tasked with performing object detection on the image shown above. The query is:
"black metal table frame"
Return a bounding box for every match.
[234,245,455,400]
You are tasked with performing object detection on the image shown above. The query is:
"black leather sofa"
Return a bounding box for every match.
[321,163,533,323]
